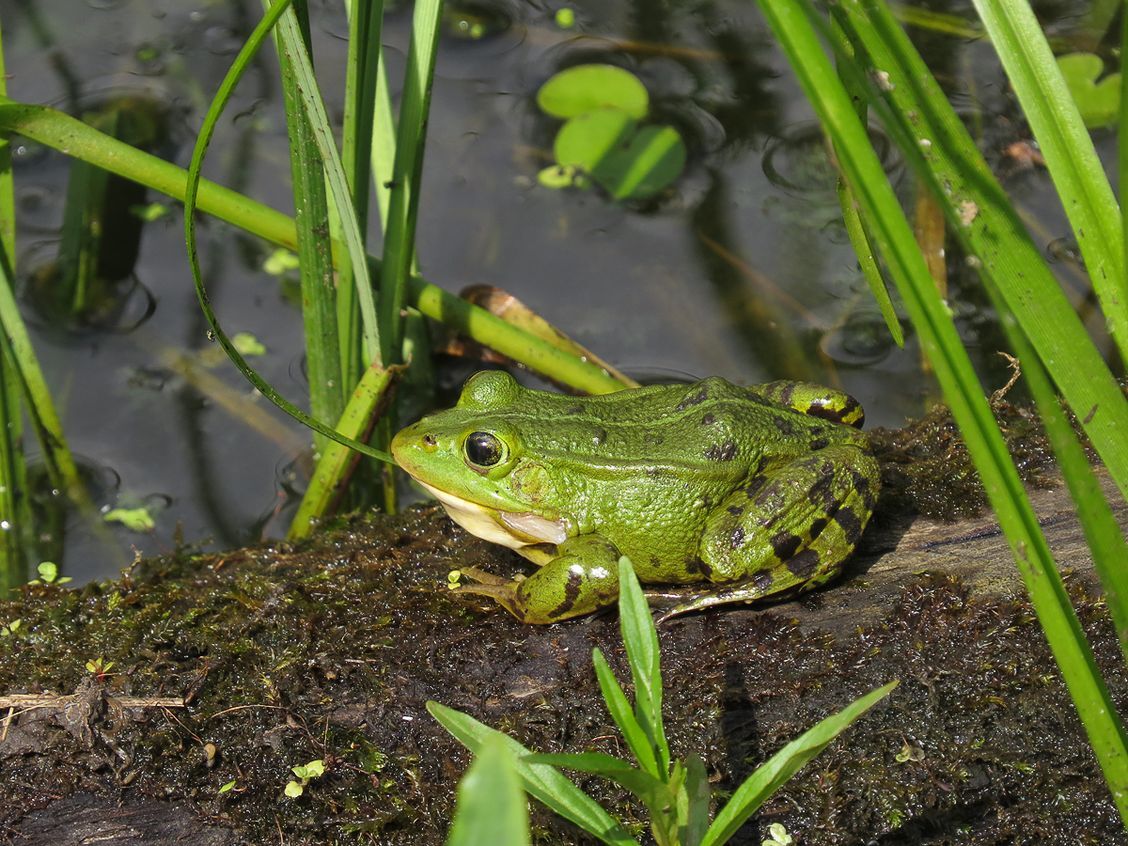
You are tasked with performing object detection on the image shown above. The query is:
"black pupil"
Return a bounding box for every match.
[465,432,502,466]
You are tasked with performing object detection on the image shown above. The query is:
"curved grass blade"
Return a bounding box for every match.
[700,681,897,846]
[970,0,1127,367]
[0,99,626,395]
[427,701,638,846]
[182,0,392,463]
[447,735,530,846]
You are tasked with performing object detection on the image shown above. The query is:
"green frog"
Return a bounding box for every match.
[391,371,880,623]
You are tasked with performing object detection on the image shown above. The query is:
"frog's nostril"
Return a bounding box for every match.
[422,433,438,449]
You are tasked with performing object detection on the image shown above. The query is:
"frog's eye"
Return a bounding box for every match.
[464,431,505,468]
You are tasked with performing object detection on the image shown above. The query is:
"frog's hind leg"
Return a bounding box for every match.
[668,444,878,622]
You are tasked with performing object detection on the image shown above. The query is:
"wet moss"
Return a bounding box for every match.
[0,403,1125,843]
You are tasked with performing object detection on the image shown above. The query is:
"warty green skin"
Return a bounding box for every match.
[391,370,880,623]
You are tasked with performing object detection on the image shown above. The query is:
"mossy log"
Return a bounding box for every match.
[1,410,1126,845]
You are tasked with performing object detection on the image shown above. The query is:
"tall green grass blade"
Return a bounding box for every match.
[0,19,26,586]
[617,557,669,776]
[1122,9,1128,311]
[272,1,344,447]
[335,0,383,393]
[970,0,1128,367]
[182,0,391,464]
[682,753,710,846]
[829,0,1128,505]
[830,0,1128,666]
[524,752,665,802]
[377,0,442,367]
[591,648,661,778]
[765,0,1128,820]
[288,362,395,539]
[269,0,380,367]
[700,681,897,846]
[426,702,637,846]
[446,736,531,846]
[0,99,625,394]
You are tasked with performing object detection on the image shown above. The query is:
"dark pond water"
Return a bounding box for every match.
[0,0,1115,583]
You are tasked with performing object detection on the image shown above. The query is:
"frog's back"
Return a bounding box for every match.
[513,376,859,473]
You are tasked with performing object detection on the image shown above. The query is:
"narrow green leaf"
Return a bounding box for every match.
[377,0,443,366]
[426,702,637,846]
[701,682,897,846]
[181,0,392,463]
[272,2,344,445]
[268,0,380,366]
[592,647,661,778]
[970,0,1128,366]
[617,557,670,775]
[524,752,666,801]
[447,736,530,846]
[681,753,710,846]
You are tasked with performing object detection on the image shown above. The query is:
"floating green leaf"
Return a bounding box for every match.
[554,109,686,200]
[1056,53,1121,128]
[537,64,649,120]
[104,506,156,533]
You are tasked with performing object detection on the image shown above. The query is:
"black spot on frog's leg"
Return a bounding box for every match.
[808,516,828,539]
[752,570,774,592]
[730,526,746,549]
[808,436,830,451]
[676,387,709,411]
[770,531,802,560]
[701,412,716,425]
[727,504,744,517]
[546,568,583,620]
[786,548,821,578]
[704,440,738,461]
[778,382,796,407]
[850,469,878,511]
[592,427,608,446]
[834,507,863,545]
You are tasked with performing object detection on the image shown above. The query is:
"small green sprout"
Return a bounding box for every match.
[263,248,300,276]
[1,619,21,637]
[285,759,326,798]
[218,779,238,795]
[130,202,169,222]
[85,657,115,678]
[29,561,72,585]
[231,331,267,357]
[447,570,463,590]
[104,507,156,533]
[762,823,793,846]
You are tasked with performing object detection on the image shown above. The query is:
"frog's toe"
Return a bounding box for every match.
[454,565,513,587]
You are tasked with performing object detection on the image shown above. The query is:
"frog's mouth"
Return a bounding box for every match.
[416,481,569,549]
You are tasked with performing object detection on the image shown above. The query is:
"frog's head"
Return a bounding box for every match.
[391,371,573,549]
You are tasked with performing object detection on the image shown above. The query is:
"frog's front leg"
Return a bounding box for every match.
[456,535,621,624]
[670,443,878,620]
